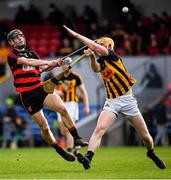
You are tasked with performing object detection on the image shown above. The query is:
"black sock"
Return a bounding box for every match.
[68,126,79,139]
[52,142,65,154]
[85,151,94,162]
[67,148,72,152]
[147,149,154,156]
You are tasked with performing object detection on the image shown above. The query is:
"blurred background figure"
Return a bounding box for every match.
[27,4,43,24]
[142,91,171,146]
[153,97,168,146]
[55,67,90,152]
[0,40,10,84]
[142,106,156,140]
[2,98,17,148]
[14,5,28,25]
[0,110,3,145]
[141,63,163,89]
[46,3,63,25]
[58,38,73,56]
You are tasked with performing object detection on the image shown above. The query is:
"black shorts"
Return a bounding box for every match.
[19,86,48,115]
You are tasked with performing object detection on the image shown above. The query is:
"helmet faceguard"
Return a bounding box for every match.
[97,37,114,49]
[7,29,23,42]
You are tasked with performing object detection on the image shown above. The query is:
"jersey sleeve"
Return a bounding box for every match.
[7,52,19,67]
[108,49,119,61]
[76,74,83,86]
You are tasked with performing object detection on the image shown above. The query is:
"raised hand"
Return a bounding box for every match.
[84,49,95,57]
[55,58,65,66]
[48,59,64,67]
[63,25,78,37]
[84,106,90,116]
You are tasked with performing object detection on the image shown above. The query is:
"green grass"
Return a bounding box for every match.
[0,147,170,179]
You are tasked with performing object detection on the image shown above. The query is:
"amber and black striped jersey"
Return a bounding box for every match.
[56,71,82,102]
[7,49,42,93]
[97,50,136,99]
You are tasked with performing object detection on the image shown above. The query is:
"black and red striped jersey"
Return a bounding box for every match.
[7,49,43,93]
[97,50,136,99]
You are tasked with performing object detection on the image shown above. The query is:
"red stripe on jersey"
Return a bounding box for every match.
[14,77,41,83]
[16,82,43,92]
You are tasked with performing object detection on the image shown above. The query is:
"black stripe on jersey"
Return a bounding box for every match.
[106,81,116,98]
[114,74,129,92]
[110,77,123,96]
[14,80,41,87]
[11,65,22,72]
[69,92,72,101]
[14,73,40,79]
[63,93,67,101]
[108,61,133,86]
[8,57,17,67]
[74,87,77,101]
[104,81,110,98]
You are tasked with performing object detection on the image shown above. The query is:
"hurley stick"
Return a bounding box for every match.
[43,54,86,93]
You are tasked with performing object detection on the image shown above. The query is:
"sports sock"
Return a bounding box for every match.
[147,149,154,155]
[147,149,166,169]
[68,126,79,139]
[52,142,65,154]
[85,151,94,162]
[67,148,72,152]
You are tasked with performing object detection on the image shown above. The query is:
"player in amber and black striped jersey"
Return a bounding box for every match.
[64,26,166,170]
[54,69,89,152]
[6,29,88,161]
[96,49,136,98]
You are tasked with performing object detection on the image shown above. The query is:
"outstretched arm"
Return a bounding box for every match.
[17,57,64,70]
[63,25,109,56]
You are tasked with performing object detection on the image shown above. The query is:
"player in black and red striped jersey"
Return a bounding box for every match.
[7,29,88,161]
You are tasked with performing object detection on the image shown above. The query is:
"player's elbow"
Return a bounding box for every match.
[94,68,100,73]
[93,45,108,56]
[92,66,100,73]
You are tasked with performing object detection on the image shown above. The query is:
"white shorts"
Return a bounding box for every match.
[57,101,79,122]
[103,93,141,118]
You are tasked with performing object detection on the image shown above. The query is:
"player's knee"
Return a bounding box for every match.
[41,126,50,134]
[94,125,106,136]
[142,133,151,143]
[58,106,68,116]
[60,129,68,136]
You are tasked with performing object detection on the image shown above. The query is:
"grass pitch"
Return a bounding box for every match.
[0,146,170,179]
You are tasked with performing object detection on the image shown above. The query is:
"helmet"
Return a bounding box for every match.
[7,29,23,41]
[97,37,114,49]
